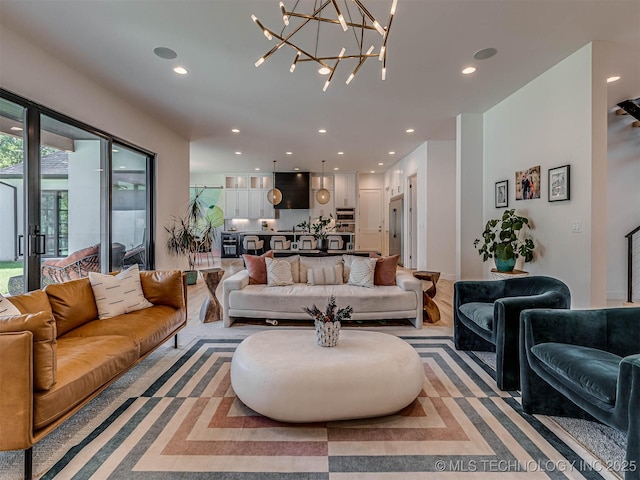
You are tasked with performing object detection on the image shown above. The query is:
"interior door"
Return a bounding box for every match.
[358,189,383,252]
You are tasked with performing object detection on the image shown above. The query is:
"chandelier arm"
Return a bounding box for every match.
[284,11,377,30]
[298,53,375,62]
[351,0,385,35]
[267,30,333,70]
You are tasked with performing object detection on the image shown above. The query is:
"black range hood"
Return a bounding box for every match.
[275,172,310,209]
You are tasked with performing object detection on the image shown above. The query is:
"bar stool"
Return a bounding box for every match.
[298,235,317,250]
[327,235,344,250]
[243,235,264,255]
[270,236,291,250]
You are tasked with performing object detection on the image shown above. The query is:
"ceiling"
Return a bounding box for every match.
[1,1,638,175]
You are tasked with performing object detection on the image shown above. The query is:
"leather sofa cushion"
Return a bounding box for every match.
[0,311,57,391]
[459,302,494,331]
[34,335,138,430]
[45,278,99,336]
[5,289,52,315]
[229,283,416,314]
[62,305,185,355]
[531,343,621,405]
[140,270,185,309]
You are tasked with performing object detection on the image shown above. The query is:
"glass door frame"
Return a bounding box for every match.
[1,88,156,292]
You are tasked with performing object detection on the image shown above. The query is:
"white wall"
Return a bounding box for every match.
[482,43,611,307]
[0,27,190,269]
[426,141,456,278]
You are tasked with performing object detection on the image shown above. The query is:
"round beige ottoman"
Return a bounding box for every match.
[230,329,424,423]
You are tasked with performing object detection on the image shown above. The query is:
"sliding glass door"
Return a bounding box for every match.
[0,89,155,295]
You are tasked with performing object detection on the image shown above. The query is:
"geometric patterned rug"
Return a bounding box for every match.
[42,336,621,479]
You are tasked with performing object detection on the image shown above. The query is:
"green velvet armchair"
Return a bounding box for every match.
[454,276,571,391]
[520,307,640,479]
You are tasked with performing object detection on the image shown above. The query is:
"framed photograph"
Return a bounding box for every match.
[515,165,541,200]
[495,180,508,208]
[548,165,570,202]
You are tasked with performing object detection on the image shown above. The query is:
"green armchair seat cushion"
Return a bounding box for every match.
[458,302,494,331]
[531,343,621,405]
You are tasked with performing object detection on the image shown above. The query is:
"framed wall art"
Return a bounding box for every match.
[548,165,570,202]
[495,180,508,208]
[515,165,541,200]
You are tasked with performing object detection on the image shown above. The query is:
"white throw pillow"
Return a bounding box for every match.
[276,255,300,283]
[342,254,357,283]
[299,256,343,283]
[348,257,377,288]
[89,264,153,319]
[307,264,344,285]
[0,293,20,317]
[265,258,294,286]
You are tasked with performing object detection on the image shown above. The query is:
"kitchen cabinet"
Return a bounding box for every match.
[224,189,249,218]
[249,189,275,219]
[311,174,334,191]
[250,175,272,190]
[334,173,357,208]
[225,175,248,189]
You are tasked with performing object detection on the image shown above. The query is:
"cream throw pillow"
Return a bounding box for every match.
[348,257,377,288]
[89,264,153,319]
[265,258,294,286]
[0,293,20,317]
[308,265,344,285]
[342,254,357,283]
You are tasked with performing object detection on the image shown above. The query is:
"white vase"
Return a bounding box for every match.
[315,319,340,347]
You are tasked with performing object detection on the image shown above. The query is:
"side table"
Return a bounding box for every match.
[199,268,225,323]
[490,268,529,280]
[412,271,441,323]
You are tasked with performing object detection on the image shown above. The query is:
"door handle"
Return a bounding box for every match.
[392,209,397,238]
[18,234,24,256]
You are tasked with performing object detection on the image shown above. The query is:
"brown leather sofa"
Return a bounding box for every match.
[0,270,187,480]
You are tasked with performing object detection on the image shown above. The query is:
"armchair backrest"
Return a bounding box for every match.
[503,276,571,307]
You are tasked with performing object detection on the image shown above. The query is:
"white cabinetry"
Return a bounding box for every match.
[250,175,272,190]
[388,165,404,197]
[334,173,357,208]
[249,190,274,219]
[225,189,249,218]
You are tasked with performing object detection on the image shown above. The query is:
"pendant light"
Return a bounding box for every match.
[267,160,282,205]
[316,160,330,205]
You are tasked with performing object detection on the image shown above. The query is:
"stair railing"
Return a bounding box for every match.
[625,225,640,303]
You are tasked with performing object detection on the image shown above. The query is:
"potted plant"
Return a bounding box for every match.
[164,188,217,284]
[296,214,335,251]
[303,295,353,347]
[473,209,535,272]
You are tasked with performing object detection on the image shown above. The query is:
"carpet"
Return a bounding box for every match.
[25,336,627,479]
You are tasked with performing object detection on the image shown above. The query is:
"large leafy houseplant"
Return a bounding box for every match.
[296,214,335,240]
[164,188,217,282]
[473,209,535,272]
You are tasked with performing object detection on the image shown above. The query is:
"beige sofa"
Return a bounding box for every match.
[0,270,187,479]
[223,255,423,328]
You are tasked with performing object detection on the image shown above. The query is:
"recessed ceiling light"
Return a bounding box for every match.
[473,47,497,60]
[462,66,477,75]
[337,151,344,155]
[405,128,414,133]
[378,162,384,166]
[607,76,621,83]
[231,128,240,133]
[370,170,375,173]
[334,167,339,170]
[318,67,331,75]
[286,151,292,155]
[173,66,188,75]
[294,167,300,171]
[389,151,395,155]
[254,168,260,171]
[318,129,327,133]
[235,151,242,155]
[153,46,178,59]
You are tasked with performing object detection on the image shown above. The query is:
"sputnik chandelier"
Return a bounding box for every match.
[251,0,398,91]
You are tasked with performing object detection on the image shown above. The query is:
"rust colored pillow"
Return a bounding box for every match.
[0,311,57,390]
[372,254,399,286]
[243,250,274,285]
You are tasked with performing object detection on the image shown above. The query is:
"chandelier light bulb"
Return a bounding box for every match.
[346,73,355,84]
[323,80,331,92]
[255,57,265,67]
[382,67,386,80]
[279,2,289,25]
[373,20,385,36]
[391,0,398,15]
[338,13,348,31]
[379,45,386,61]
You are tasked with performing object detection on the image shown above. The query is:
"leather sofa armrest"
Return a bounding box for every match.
[395,271,423,329]
[222,270,250,327]
[0,331,34,451]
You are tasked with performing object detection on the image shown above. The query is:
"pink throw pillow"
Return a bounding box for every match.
[243,250,274,284]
